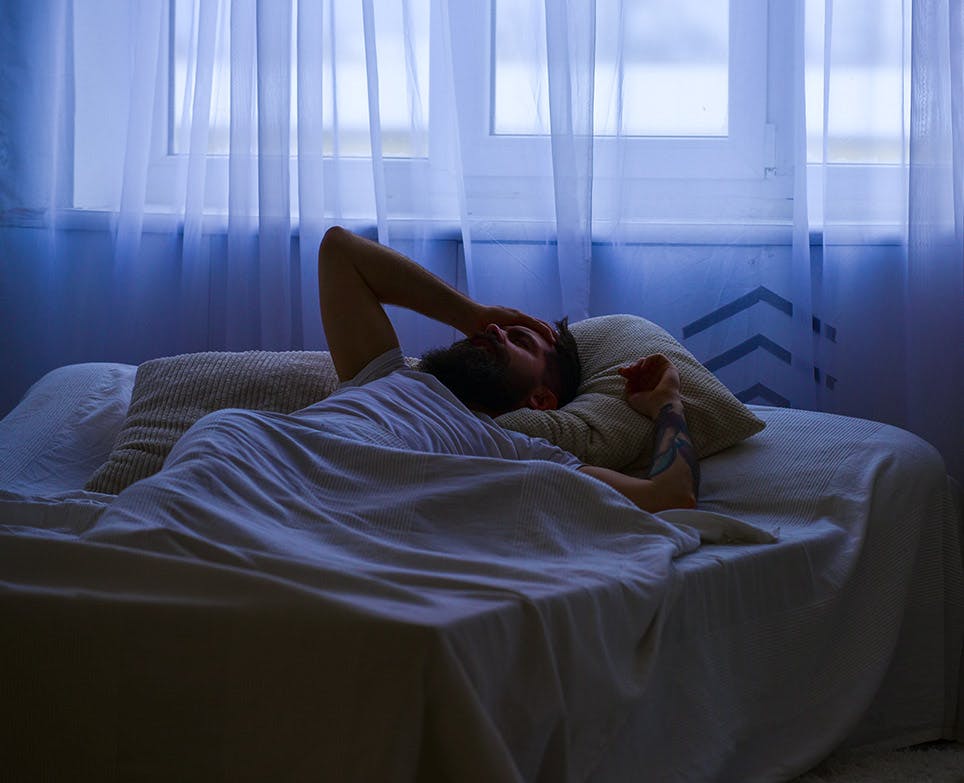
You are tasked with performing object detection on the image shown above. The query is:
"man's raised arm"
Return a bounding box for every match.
[317,227,556,381]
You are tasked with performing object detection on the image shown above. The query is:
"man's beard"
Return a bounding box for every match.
[419,334,530,415]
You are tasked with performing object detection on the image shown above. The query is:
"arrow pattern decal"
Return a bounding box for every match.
[679,285,833,409]
[736,383,791,408]
[703,334,792,373]
[682,285,793,339]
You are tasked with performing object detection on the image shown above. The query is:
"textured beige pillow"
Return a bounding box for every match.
[496,314,765,471]
[85,351,340,494]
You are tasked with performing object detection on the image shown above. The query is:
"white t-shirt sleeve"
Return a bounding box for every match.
[486,421,584,469]
[338,348,407,388]
[517,436,583,468]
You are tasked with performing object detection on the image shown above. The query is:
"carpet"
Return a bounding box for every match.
[792,741,964,782]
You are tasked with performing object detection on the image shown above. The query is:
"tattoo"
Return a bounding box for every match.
[648,403,701,496]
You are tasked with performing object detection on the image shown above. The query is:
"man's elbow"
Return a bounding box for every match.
[319,225,350,262]
[318,226,353,285]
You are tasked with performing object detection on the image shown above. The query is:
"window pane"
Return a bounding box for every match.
[805,0,910,164]
[170,0,430,158]
[492,0,729,137]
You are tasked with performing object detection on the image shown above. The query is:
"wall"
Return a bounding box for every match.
[0,223,925,474]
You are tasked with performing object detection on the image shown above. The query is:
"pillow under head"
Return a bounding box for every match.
[85,351,340,494]
[496,314,765,472]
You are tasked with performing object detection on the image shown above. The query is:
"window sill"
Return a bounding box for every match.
[1,207,907,247]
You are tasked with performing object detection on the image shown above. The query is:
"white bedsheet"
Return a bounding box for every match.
[1,403,772,781]
[1,402,960,782]
[593,406,963,781]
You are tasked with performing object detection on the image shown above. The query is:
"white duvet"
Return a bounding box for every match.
[2,396,958,782]
[2,404,771,781]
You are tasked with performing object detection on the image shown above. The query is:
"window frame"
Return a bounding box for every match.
[452,0,774,182]
[68,0,813,235]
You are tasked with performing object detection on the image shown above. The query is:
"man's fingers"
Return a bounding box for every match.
[620,354,675,394]
[512,314,556,345]
[619,358,646,376]
[620,355,657,377]
[481,306,558,345]
[523,316,557,345]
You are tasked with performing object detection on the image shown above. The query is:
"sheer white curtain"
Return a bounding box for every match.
[806,0,963,481]
[99,0,454,353]
[904,0,963,481]
[1,0,961,479]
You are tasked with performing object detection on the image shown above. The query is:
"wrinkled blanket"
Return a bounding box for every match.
[11,407,772,781]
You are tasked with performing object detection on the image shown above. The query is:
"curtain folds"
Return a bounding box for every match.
[0,0,961,480]
[545,0,595,323]
[904,0,964,480]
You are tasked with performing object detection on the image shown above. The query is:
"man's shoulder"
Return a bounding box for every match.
[337,348,407,388]
[333,346,501,426]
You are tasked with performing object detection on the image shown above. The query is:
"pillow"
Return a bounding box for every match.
[85,351,340,495]
[0,363,137,496]
[495,314,765,471]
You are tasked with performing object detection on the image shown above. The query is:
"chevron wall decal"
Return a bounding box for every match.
[703,334,792,372]
[681,285,836,408]
[682,285,793,339]
[736,383,791,407]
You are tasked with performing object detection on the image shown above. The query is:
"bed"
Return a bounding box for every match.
[1,347,961,782]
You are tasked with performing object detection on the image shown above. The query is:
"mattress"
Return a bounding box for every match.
[0,363,961,782]
[599,406,963,780]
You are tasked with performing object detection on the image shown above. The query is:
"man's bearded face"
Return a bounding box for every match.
[419,332,532,415]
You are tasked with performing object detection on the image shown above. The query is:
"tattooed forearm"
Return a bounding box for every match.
[648,403,701,498]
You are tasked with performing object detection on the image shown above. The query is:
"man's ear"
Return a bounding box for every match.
[525,385,558,411]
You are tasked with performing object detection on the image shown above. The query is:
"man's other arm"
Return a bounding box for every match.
[578,355,700,512]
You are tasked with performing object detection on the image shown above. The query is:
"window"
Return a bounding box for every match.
[72,0,437,217]
[805,0,910,165]
[804,0,911,233]
[448,0,791,229]
[478,0,775,182]
[493,0,730,138]
[169,0,431,159]
[70,0,804,229]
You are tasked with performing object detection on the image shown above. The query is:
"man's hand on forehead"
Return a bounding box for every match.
[319,226,570,383]
[468,305,558,347]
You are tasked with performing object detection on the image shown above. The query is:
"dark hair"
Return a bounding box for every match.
[544,317,581,407]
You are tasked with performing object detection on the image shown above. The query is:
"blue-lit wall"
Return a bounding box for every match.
[2,223,909,435]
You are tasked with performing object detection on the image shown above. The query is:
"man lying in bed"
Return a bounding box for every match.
[317,226,699,512]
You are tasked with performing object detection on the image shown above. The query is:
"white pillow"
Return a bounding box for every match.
[0,363,137,495]
[496,314,766,471]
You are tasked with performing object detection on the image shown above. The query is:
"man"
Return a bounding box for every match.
[318,226,699,512]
